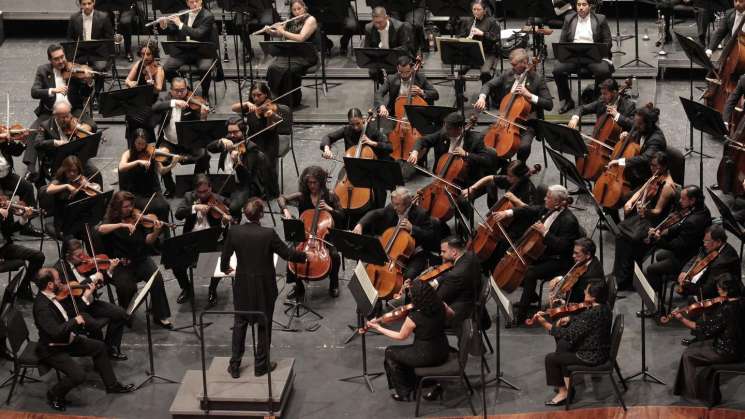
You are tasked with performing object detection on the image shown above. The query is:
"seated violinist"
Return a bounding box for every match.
[375,56,439,119]
[434,237,481,336]
[535,280,612,407]
[0,126,29,174]
[174,174,232,306]
[673,275,745,405]
[58,239,129,361]
[674,225,740,302]
[0,188,45,301]
[42,155,102,240]
[0,156,43,237]
[490,185,582,326]
[547,238,605,306]
[567,78,635,131]
[278,166,343,300]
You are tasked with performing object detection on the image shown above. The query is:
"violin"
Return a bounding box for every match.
[186,93,210,113]
[74,253,129,276]
[62,116,95,140]
[549,260,590,306]
[288,197,334,280]
[418,114,478,222]
[483,57,540,158]
[359,303,414,333]
[124,208,179,230]
[335,110,376,213]
[644,208,692,244]
[675,249,720,294]
[416,262,453,284]
[138,143,186,163]
[525,302,594,326]
[388,55,426,161]
[0,124,38,143]
[195,195,232,222]
[660,296,739,324]
[54,280,90,301]
[592,130,641,209]
[0,194,40,218]
[254,100,278,119]
[69,175,101,197]
[61,62,105,82]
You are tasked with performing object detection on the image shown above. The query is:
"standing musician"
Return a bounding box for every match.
[0,191,45,301]
[473,48,554,162]
[490,185,582,326]
[159,0,216,99]
[118,128,179,224]
[96,191,173,329]
[376,56,440,119]
[32,268,134,412]
[458,0,501,85]
[278,166,343,300]
[547,238,605,305]
[264,0,318,108]
[124,40,164,143]
[673,276,745,405]
[58,239,129,361]
[174,174,232,306]
[567,78,635,131]
[613,153,678,291]
[674,225,741,301]
[536,280,612,407]
[363,7,415,82]
[352,187,437,285]
[365,280,453,402]
[207,117,270,218]
[112,1,143,63]
[641,185,712,312]
[222,198,309,379]
[379,0,426,52]
[706,0,745,59]
[321,107,392,210]
[67,0,114,100]
[552,0,613,114]
[232,0,278,56]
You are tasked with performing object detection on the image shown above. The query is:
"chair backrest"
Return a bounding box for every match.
[609,314,624,362]
[666,147,685,186]
[2,308,29,357]
[606,274,618,311]
[275,104,293,136]
[458,318,480,368]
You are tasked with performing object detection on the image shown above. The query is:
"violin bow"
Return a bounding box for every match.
[234,116,284,149]
[130,192,156,235]
[59,259,83,317]
[134,36,153,85]
[185,59,218,110]
[2,174,23,217]
[405,161,463,192]
[470,202,526,265]
[84,223,101,275]
[66,37,81,92]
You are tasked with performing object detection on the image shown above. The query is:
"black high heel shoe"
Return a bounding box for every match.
[423,384,443,401]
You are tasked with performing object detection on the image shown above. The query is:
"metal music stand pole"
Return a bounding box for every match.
[611,0,633,55]
[620,0,654,68]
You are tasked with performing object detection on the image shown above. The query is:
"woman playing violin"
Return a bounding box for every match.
[96,191,173,329]
[673,275,745,404]
[278,165,343,300]
[124,40,164,144]
[43,155,102,239]
[537,280,612,406]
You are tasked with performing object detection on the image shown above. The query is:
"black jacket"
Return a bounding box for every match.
[724,74,745,123]
[374,72,439,114]
[480,69,554,119]
[30,63,92,116]
[550,304,612,365]
[357,204,436,251]
[709,8,739,52]
[205,138,269,197]
[437,251,481,325]
[33,293,80,358]
[567,257,605,304]
[363,17,414,57]
[160,8,215,43]
[655,206,712,263]
[512,206,582,260]
[625,126,667,182]
[67,10,114,41]
[575,94,636,131]
[682,243,741,299]
[458,15,500,54]
[151,91,201,130]
[414,129,492,186]
[175,191,231,233]
[559,12,613,59]
[319,124,392,160]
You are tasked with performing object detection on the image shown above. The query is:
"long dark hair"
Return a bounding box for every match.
[410,280,444,317]
[54,156,84,182]
[128,128,149,163]
[298,165,329,199]
[104,191,135,223]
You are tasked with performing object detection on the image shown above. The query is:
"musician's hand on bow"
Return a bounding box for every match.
[567,115,580,129]
[451,147,467,157]
[74,314,86,325]
[378,105,389,118]
[493,210,512,223]
[470,27,484,37]
[0,208,8,220]
[22,206,34,219]
[220,138,234,150]
[174,99,189,109]
[242,101,257,112]
[109,258,120,271]
[407,150,419,164]
[54,139,69,147]
[125,80,138,88]
[194,203,210,215]
[399,218,413,232]
[474,96,487,111]
[322,146,333,160]
[352,224,363,235]
[222,213,233,224]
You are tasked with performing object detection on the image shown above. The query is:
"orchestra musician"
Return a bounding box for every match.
[0,127,27,174]
[490,184,582,326]
[0,156,43,237]
[474,48,554,162]
[706,0,745,59]
[111,0,142,62]
[96,191,173,329]
[0,189,45,301]
[458,0,501,84]
[363,7,415,82]
[222,198,309,379]
[365,280,453,402]
[264,0,318,108]
[434,236,481,333]
[159,0,216,99]
[673,275,745,404]
[567,78,635,131]
[232,0,278,56]
[174,174,232,306]
[206,117,270,218]
[674,225,741,301]
[124,40,164,143]
[536,280,612,406]
[547,238,604,305]
[67,0,113,99]
[607,104,667,188]
[552,0,613,114]
[723,73,745,126]
[278,165,343,300]
[379,0,426,52]
[32,268,134,412]
[376,55,440,118]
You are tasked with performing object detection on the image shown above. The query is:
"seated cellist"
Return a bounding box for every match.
[376,55,439,119]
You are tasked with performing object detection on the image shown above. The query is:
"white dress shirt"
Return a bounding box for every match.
[573,14,593,44]
[542,208,563,234]
[165,100,183,142]
[82,12,94,40]
[49,68,70,106]
[734,11,745,35]
[378,20,390,49]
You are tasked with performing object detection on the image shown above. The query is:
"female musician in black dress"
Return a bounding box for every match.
[366,280,453,401]
[124,40,164,144]
[535,280,612,406]
[43,155,103,239]
[278,165,343,299]
[459,0,500,84]
[264,0,319,108]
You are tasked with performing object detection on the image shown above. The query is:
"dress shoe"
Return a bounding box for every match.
[206,289,218,308]
[228,363,241,379]
[156,319,173,330]
[681,337,697,346]
[255,361,277,377]
[635,309,657,319]
[176,289,191,304]
[109,347,128,361]
[19,224,44,237]
[423,384,443,401]
[106,382,135,393]
[559,99,575,114]
[126,53,134,62]
[329,287,340,298]
[47,391,66,411]
[391,392,411,402]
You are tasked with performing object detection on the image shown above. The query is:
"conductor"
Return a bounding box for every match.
[221,198,309,379]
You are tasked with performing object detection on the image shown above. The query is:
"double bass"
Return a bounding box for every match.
[716,125,745,196]
[288,198,334,281]
[483,57,540,158]
[704,15,745,112]
[334,110,376,213]
[388,56,426,161]
[592,130,641,209]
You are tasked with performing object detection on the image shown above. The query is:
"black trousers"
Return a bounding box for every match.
[110,257,171,321]
[673,341,739,402]
[163,56,213,98]
[389,7,425,52]
[286,248,341,292]
[265,56,316,108]
[384,343,449,395]
[552,61,612,102]
[517,127,536,162]
[612,234,649,289]
[518,257,573,317]
[229,188,258,220]
[645,248,683,297]
[84,299,128,350]
[42,335,117,399]
[545,351,595,386]
[230,305,273,373]
[161,153,210,194]
[118,7,142,57]
[0,242,45,298]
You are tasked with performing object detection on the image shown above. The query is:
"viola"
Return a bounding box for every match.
[62,116,95,140]
[675,249,720,294]
[549,260,590,305]
[388,55,426,161]
[137,143,186,163]
[592,130,641,209]
[525,302,594,326]
[359,303,414,333]
[483,57,540,158]
[334,110,376,213]
[491,223,547,293]
[416,262,453,283]
[0,124,38,143]
[625,171,666,216]
[74,253,129,276]
[125,208,179,230]
[70,175,101,197]
[644,208,692,244]
[185,91,210,113]
[195,195,232,222]
[255,100,278,119]
[660,296,739,324]
[288,198,334,281]
[704,15,745,112]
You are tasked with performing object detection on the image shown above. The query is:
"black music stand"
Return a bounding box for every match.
[306,0,348,93]
[217,0,256,87]
[67,190,113,230]
[163,227,222,338]
[483,276,520,393]
[99,86,155,118]
[426,0,471,36]
[344,158,405,191]
[619,0,654,69]
[152,0,184,13]
[552,42,609,108]
[175,173,236,198]
[533,119,587,173]
[626,262,665,385]
[502,0,554,67]
[52,133,103,174]
[176,120,228,150]
[438,37,485,115]
[405,105,457,135]
[680,97,727,188]
[259,41,317,106]
[707,187,745,257]
[354,47,406,96]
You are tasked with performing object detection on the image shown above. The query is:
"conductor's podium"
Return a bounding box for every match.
[170,357,295,418]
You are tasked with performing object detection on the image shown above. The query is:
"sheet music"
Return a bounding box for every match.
[633,262,657,310]
[127,269,159,316]
[490,275,513,323]
[213,254,279,278]
[435,37,485,65]
[354,261,379,306]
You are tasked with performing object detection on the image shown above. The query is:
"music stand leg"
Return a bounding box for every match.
[283,280,322,330]
[683,57,713,160]
[620,0,655,68]
[483,309,520,391]
[171,266,213,338]
[135,295,178,390]
[339,311,383,392]
[611,0,633,56]
[624,299,665,385]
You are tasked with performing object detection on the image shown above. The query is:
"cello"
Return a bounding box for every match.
[288,198,334,281]
[491,224,546,293]
[388,55,426,161]
[575,78,633,181]
[483,57,540,158]
[704,15,745,112]
[334,110,376,213]
[592,130,641,209]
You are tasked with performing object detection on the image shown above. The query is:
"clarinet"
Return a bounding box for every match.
[221,10,230,62]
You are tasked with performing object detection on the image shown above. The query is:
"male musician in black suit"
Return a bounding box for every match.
[491,184,582,326]
[379,0,425,51]
[67,0,114,97]
[435,236,482,332]
[675,224,741,301]
[363,7,415,82]
[458,0,501,84]
[32,268,133,411]
[174,174,232,306]
[159,0,216,98]
[375,55,440,118]
[607,104,667,188]
[568,78,636,131]
[0,156,41,238]
[474,48,554,162]
[0,193,45,301]
[552,0,613,114]
[723,74,745,125]
[706,0,745,58]
[547,238,604,305]
[222,198,308,379]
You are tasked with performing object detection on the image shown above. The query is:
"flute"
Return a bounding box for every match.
[251,14,308,36]
[145,8,202,27]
